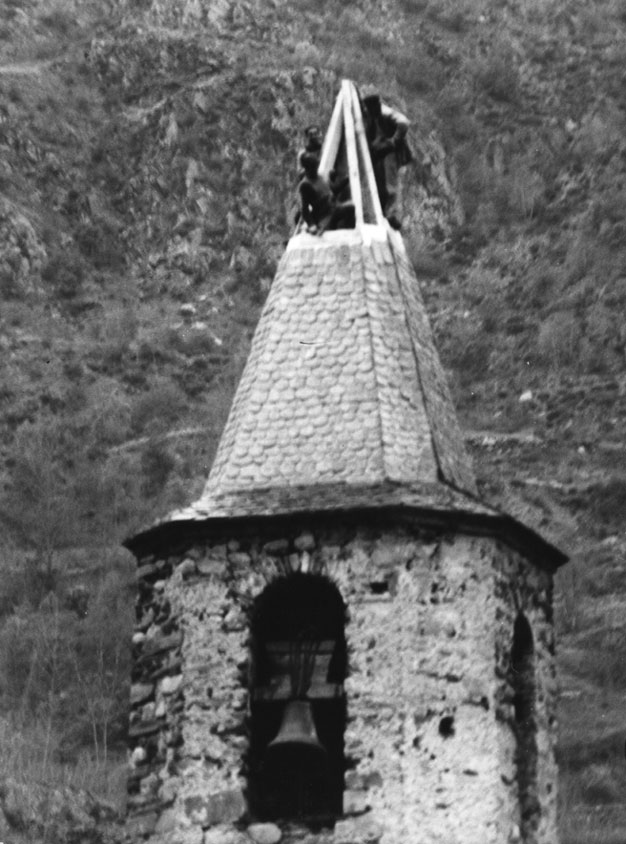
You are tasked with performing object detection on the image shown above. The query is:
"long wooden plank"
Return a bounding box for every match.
[349,82,386,226]
[319,86,344,179]
[341,79,364,229]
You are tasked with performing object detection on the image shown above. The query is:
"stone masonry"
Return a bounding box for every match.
[127,516,558,844]
[125,82,565,844]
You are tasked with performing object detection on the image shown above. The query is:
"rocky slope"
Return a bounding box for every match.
[1,0,626,841]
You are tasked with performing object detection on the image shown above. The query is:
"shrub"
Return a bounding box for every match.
[75,221,124,270]
[436,85,478,144]
[90,305,138,372]
[454,140,488,219]
[526,266,559,310]
[394,49,439,94]
[508,163,546,220]
[292,40,322,68]
[443,316,492,381]
[427,1,470,33]
[588,478,626,535]
[41,250,85,299]
[130,377,188,435]
[399,0,429,12]
[474,41,519,102]
[536,311,579,369]
[580,763,624,804]
[140,439,176,496]
[615,0,626,23]
[39,7,73,34]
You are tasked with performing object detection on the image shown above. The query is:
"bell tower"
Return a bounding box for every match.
[124,81,567,844]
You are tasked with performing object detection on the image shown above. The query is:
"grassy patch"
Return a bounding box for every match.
[473,40,520,103]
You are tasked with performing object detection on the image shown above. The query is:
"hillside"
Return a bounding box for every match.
[1,0,626,841]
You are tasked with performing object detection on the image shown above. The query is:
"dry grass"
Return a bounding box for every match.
[0,716,127,809]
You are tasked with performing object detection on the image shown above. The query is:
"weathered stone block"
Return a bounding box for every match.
[140,772,159,796]
[334,815,383,843]
[131,682,154,705]
[343,789,370,815]
[142,701,156,720]
[160,674,183,695]
[152,829,204,844]
[158,778,178,805]
[262,538,289,554]
[142,631,183,658]
[137,563,160,580]
[128,718,163,739]
[344,770,383,790]
[247,821,282,843]
[127,793,161,812]
[184,789,246,827]
[294,531,315,551]
[228,552,251,567]
[204,827,250,844]
[223,608,246,631]
[197,558,222,576]
[130,746,147,767]
[154,807,180,833]
[177,559,198,578]
[125,810,157,837]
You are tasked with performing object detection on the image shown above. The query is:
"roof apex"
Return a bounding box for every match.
[124,80,567,571]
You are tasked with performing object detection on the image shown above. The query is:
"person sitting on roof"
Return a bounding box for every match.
[298,152,355,235]
[297,124,323,177]
[361,86,413,230]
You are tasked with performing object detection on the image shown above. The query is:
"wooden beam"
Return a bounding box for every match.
[341,79,364,229]
[319,86,344,179]
[349,82,386,226]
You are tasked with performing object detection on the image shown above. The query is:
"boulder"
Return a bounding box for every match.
[247,822,282,844]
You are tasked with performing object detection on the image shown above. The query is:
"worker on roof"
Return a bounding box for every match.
[360,86,413,230]
[297,124,323,177]
[298,152,355,236]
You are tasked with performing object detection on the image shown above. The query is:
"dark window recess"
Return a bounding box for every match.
[510,612,540,841]
[438,716,455,738]
[248,572,347,824]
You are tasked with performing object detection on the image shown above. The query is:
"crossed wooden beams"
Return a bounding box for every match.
[317,79,387,233]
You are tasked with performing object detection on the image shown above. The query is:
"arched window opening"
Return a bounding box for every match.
[248,572,347,824]
[511,612,540,841]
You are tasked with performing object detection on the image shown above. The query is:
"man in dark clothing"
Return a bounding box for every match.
[361,87,413,230]
[297,124,323,176]
[298,153,355,235]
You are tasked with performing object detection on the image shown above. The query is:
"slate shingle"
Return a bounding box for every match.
[193,228,477,513]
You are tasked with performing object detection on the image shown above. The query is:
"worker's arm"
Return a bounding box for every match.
[381,102,410,142]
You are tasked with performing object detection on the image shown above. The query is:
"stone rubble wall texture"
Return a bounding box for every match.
[128,520,557,844]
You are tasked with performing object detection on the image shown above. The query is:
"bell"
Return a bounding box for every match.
[266,700,327,762]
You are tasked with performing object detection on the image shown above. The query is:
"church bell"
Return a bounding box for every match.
[266,700,327,761]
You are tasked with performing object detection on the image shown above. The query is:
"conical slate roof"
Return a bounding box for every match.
[198,228,476,507]
[126,81,566,569]
[183,79,477,519]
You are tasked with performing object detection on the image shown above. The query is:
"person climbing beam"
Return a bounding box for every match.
[360,85,413,230]
[297,124,323,177]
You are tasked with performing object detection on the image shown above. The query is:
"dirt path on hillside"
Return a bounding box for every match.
[0,61,52,75]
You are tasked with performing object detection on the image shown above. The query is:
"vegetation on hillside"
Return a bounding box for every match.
[1,0,626,840]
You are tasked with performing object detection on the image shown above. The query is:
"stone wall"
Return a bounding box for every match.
[493,545,558,844]
[127,517,557,844]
